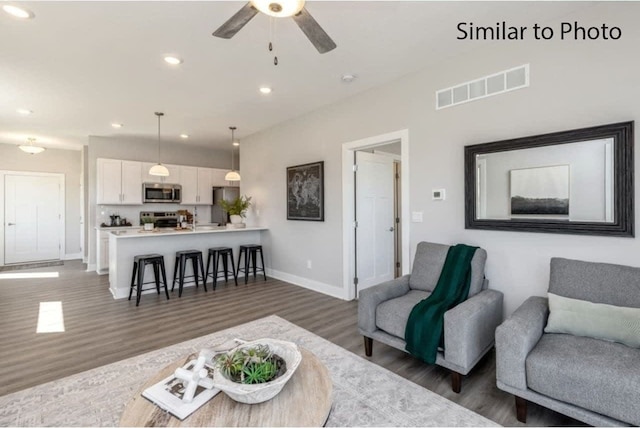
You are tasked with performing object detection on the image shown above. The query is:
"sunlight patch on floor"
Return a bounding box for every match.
[0,272,60,279]
[36,301,65,333]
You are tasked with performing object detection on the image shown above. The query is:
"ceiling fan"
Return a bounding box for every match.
[212,0,337,54]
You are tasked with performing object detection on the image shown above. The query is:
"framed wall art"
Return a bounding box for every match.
[287,161,324,221]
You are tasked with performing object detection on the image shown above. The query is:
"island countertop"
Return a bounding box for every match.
[109,226,267,239]
[108,226,267,299]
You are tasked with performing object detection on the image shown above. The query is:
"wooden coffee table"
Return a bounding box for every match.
[120,347,332,427]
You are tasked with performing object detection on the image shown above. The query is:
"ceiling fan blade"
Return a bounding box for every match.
[292,7,337,54]
[212,2,258,39]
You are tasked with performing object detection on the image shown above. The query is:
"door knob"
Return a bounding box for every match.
[7,223,16,226]
[388,227,394,232]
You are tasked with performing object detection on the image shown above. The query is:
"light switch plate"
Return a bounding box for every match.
[411,211,423,223]
[432,189,446,200]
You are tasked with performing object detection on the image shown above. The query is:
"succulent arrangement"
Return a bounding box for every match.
[214,344,286,384]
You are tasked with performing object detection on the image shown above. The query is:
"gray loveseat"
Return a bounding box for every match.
[496,257,640,426]
[358,242,504,392]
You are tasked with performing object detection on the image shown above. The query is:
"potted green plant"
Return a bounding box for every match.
[141,217,154,231]
[219,195,252,225]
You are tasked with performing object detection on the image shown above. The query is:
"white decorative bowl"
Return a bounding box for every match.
[212,338,302,404]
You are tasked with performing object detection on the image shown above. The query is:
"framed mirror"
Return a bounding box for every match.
[464,121,634,237]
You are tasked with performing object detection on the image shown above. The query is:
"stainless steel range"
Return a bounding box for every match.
[140,211,178,228]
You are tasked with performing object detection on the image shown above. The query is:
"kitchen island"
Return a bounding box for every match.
[108,226,267,299]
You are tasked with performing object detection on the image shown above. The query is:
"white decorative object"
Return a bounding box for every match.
[143,223,154,231]
[173,353,216,403]
[230,214,243,224]
[212,338,302,404]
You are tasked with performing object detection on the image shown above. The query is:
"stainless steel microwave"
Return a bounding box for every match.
[142,183,182,203]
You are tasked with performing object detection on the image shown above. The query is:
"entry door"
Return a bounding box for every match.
[5,174,62,264]
[355,151,395,295]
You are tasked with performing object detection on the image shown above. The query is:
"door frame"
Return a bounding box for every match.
[342,129,410,300]
[0,170,65,266]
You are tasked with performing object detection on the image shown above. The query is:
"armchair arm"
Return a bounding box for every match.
[495,296,549,390]
[358,275,411,334]
[443,289,503,373]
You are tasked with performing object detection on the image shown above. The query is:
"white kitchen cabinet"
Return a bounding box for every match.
[141,163,181,184]
[179,166,213,205]
[96,227,137,274]
[97,159,143,205]
[197,168,213,205]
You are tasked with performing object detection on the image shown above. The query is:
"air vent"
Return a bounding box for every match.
[436,64,529,110]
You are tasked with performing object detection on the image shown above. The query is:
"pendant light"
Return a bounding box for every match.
[225,126,241,181]
[19,137,45,154]
[149,112,170,177]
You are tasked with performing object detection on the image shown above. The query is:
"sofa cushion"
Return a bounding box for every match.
[549,258,640,308]
[545,293,640,348]
[376,290,430,338]
[409,242,487,296]
[526,333,640,425]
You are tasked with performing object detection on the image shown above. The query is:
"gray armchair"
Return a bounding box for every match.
[496,258,640,426]
[358,242,504,392]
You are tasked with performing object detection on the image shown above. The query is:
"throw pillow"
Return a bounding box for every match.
[545,292,640,348]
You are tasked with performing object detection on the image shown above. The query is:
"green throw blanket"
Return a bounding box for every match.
[404,244,478,364]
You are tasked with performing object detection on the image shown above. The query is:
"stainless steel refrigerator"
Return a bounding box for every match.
[211,187,239,225]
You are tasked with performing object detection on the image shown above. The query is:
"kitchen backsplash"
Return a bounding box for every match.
[98,203,212,227]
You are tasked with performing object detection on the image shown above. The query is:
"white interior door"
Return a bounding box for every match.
[5,174,62,264]
[355,151,395,295]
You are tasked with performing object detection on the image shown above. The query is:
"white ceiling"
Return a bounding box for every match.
[0,1,592,152]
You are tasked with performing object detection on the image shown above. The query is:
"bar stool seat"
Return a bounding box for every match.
[129,253,169,306]
[205,247,237,289]
[237,244,267,284]
[172,250,206,297]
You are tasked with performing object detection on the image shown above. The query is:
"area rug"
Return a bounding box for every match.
[0,315,498,427]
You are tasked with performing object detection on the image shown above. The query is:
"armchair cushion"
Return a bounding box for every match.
[358,275,411,334]
[550,257,640,308]
[526,333,640,425]
[376,290,430,338]
[409,242,487,297]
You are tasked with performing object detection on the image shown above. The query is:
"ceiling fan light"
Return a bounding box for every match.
[225,170,241,181]
[149,163,170,177]
[251,0,305,18]
[19,145,45,154]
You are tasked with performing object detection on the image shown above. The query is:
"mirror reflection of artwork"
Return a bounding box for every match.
[510,165,569,217]
[287,161,324,221]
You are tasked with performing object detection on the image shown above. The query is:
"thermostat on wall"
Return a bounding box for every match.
[432,189,446,200]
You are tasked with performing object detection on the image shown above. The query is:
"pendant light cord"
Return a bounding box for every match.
[155,112,164,164]
[230,126,237,171]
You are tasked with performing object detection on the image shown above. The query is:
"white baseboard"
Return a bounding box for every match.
[64,253,82,261]
[86,263,96,272]
[266,268,350,300]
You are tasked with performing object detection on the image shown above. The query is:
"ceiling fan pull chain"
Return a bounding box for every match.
[274,56,278,66]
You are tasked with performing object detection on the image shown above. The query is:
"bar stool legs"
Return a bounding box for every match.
[205,247,237,289]
[172,250,207,297]
[237,245,267,284]
[129,254,169,307]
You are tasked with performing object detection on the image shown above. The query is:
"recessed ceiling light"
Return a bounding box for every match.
[341,74,357,83]
[259,86,272,94]
[17,108,33,115]
[3,5,34,19]
[164,56,183,65]
[180,134,189,139]
[111,123,123,129]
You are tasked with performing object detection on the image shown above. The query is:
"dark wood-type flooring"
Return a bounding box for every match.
[0,260,583,426]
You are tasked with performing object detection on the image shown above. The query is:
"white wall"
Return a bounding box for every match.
[241,3,640,316]
[0,143,82,261]
[86,136,233,267]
